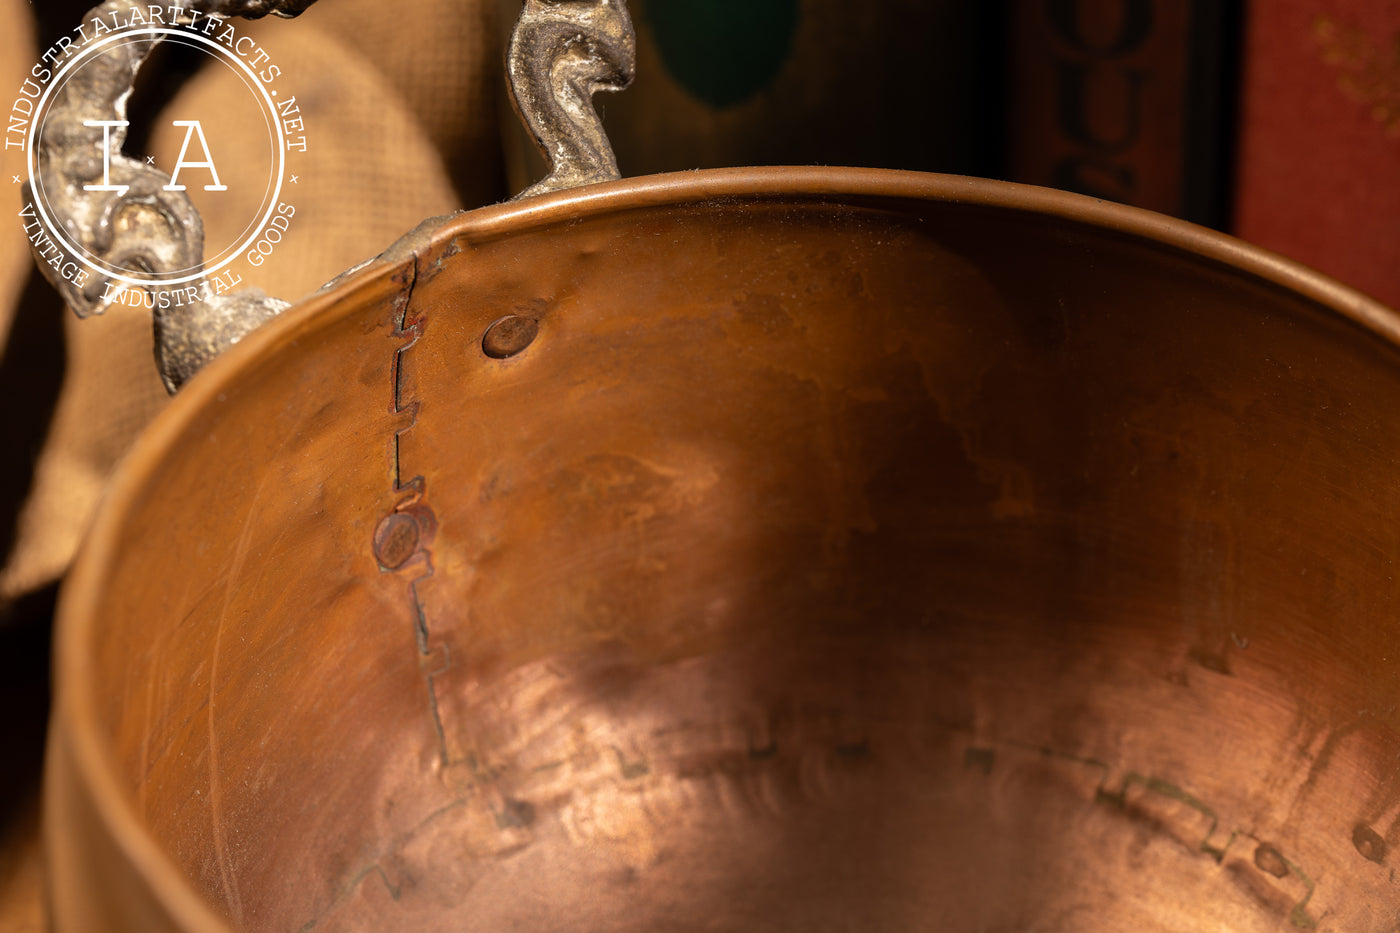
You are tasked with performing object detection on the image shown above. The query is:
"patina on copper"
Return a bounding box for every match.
[45,166,1400,931]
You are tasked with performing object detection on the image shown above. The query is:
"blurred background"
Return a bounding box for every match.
[1,0,1398,928]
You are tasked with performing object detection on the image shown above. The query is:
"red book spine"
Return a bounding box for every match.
[1232,0,1400,309]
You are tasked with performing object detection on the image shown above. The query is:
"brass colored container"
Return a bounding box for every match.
[46,166,1400,931]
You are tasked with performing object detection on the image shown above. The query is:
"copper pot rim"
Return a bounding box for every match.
[49,165,1400,933]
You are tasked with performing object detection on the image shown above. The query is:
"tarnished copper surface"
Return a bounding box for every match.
[47,167,1400,931]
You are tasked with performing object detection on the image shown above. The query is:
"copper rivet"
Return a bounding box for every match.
[482,315,539,359]
[1252,844,1289,879]
[373,513,420,569]
[1353,823,1388,864]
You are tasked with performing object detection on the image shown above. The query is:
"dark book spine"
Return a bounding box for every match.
[1006,0,1240,227]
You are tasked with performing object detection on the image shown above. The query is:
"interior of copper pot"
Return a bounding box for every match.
[60,170,1400,931]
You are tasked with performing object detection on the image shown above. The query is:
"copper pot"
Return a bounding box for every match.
[32,1,1400,930]
[43,163,1400,931]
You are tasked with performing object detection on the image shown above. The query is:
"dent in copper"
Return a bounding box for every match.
[46,168,1400,931]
